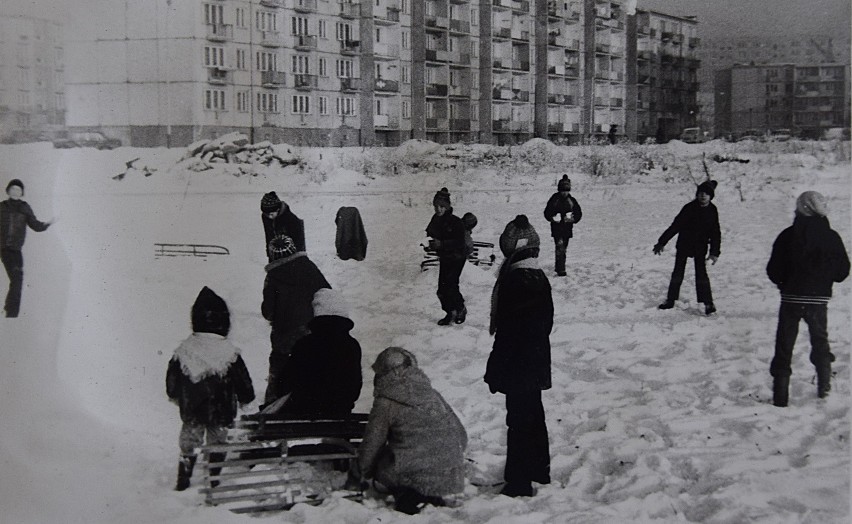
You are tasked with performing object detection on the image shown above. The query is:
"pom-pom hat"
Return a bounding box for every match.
[696,180,717,200]
[433,187,451,207]
[268,235,298,260]
[499,215,540,257]
[261,191,283,213]
[796,191,828,217]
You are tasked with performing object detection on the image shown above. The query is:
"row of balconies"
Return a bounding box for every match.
[594,97,624,107]
[547,1,581,22]
[547,122,582,133]
[492,120,532,132]
[547,33,581,50]
[547,64,580,77]
[546,93,577,105]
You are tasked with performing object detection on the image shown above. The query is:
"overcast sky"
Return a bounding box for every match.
[2,0,850,40]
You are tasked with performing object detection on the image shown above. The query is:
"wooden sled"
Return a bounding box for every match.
[154,243,230,258]
[196,413,369,514]
[421,240,496,271]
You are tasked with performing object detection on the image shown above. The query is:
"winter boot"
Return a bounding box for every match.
[658,300,675,310]
[772,375,789,407]
[817,364,832,399]
[704,303,717,315]
[437,310,457,326]
[393,487,428,515]
[208,452,225,488]
[454,306,467,324]
[500,481,534,497]
[175,454,196,491]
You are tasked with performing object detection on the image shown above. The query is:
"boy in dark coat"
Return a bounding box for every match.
[357,347,467,515]
[425,187,468,325]
[1,179,52,317]
[261,191,306,254]
[766,191,849,406]
[335,206,368,261]
[654,180,721,315]
[543,175,583,276]
[267,288,362,417]
[166,287,255,491]
[486,215,554,497]
[262,235,331,404]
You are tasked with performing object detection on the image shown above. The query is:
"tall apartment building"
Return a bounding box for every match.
[0,15,65,142]
[714,63,849,139]
[64,0,694,147]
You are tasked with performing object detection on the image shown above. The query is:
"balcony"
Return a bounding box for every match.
[294,74,318,90]
[339,2,360,18]
[494,27,511,39]
[425,16,449,29]
[565,39,580,51]
[374,43,400,58]
[511,0,530,13]
[511,30,530,41]
[375,78,400,92]
[610,70,623,81]
[493,58,508,69]
[548,93,566,104]
[206,23,233,42]
[207,67,229,85]
[426,84,449,97]
[261,71,286,87]
[671,34,684,44]
[595,43,610,54]
[661,31,673,42]
[548,122,564,133]
[512,60,530,71]
[449,19,470,33]
[450,119,471,130]
[492,0,510,9]
[638,50,652,60]
[512,90,530,102]
[594,97,606,106]
[426,49,449,62]
[492,87,513,100]
[375,9,400,23]
[293,0,317,12]
[340,77,361,91]
[295,35,318,50]
[449,85,471,97]
[688,37,700,47]
[259,0,285,6]
[260,31,285,47]
[610,97,623,107]
[426,118,449,129]
[341,40,360,54]
[374,114,389,127]
[565,65,579,77]
[492,119,510,131]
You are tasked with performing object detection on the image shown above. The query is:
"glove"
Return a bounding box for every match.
[707,255,718,265]
[428,239,441,250]
[653,244,663,255]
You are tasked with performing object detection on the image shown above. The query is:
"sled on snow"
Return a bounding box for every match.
[420,240,496,271]
[154,243,230,258]
[195,413,368,514]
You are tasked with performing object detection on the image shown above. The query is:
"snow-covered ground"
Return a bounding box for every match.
[1,139,849,523]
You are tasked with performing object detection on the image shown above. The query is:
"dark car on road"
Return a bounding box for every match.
[53,131,122,150]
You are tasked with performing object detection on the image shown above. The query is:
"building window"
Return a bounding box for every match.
[291,16,309,36]
[318,57,327,76]
[257,11,277,31]
[375,98,384,116]
[204,4,224,25]
[401,65,409,83]
[292,54,311,74]
[336,59,353,78]
[402,100,410,118]
[237,90,249,112]
[471,101,478,120]
[318,19,327,39]
[337,96,356,115]
[336,22,353,41]
[292,94,311,114]
[471,8,478,26]
[256,51,277,71]
[204,46,226,67]
[402,31,409,49]
[236,48,247,70]
[257,92,279,113]
[402,0,409,14]
[319,96,329,115]
[204,89,226,110]
[236,8,247,28]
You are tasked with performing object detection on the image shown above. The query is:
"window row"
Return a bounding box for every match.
[205,89,359,116]
[206,46,362,77]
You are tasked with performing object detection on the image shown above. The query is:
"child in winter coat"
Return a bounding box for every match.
[653,180,721,315]
[461,212,478,261]
[264,288,362,417]
[486,215,554,497]
[1,179,52,317]
[261,191,306,254]
[425,187,468,325]
[166,287,255,491]
[543,175,582,277]
[766,191,849,407]
[262,235,331,404]
[357,346,467,515]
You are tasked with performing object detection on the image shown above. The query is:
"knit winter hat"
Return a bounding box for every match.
[462,212,478,231]
[499,214,540,257]
[191,286,230,336]
[796,191,828,217]
[268,235,298,261]
[696,180,717,200]
[372,346,418,376]
[557,175,571,191]
[312,288,350,319]
[433,187,451,207]
[261,191,283,213]
[6,179,24,195]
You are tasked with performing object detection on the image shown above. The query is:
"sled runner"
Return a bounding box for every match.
[195,413,368,514]
[154,243,230,258]
[420,240,496,271]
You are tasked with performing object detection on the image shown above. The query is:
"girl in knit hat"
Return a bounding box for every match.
[425,187,468,325]
[653,179,721,315]
[543,175,583,276]
[260,191,306,256]
[766,191,849,406]
[166,287,255,491]
[485,215,554,497]
[1,179,53,317]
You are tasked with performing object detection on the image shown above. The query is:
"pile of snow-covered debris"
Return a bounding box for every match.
[179,132,300,172]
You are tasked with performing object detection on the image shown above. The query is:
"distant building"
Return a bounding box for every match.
[63,0,696,147]
[0,15,65,142]
[714,63,850,139]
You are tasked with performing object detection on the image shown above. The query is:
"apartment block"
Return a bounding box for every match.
[63,0,693,147]
[715,63,849,138]
[0,15,65,142]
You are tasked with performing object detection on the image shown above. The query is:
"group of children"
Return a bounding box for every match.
[161,178,849,513]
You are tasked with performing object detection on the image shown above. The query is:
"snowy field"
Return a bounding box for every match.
[1,138,849,523]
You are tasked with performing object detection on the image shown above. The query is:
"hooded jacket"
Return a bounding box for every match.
[262,203,306,253]
[767,215,850,303]
[274,315,362,416]
[262,253,331,350]
[425,209,467,260]
[656,200,721,258]
[543,192,583,239]
[358,364,467,497]
[0,199,50,250]
[166,333,255,425]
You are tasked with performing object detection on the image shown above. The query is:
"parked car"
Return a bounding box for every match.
[679,127,706,144]
[736,129,764,142]
[53,131,122,150]
[768,129,793,142]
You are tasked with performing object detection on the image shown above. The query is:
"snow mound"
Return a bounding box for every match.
[520,137,559,151]
[394,139,442,159]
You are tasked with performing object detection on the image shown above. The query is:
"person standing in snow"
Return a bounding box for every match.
[357,346,467,515]
[262,235,331,404]
[425,187,468,325]
[263,288,362,417]
[1,179,52,318]
[486,215,554,497]
[543,175,583,277]
[653,180,721,315]
[166,287,255,491]
[260,191,306,255]
[766,191,849,407]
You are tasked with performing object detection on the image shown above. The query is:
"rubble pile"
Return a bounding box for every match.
[180,132,300,172]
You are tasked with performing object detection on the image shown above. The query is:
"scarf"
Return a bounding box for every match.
[172,333,240,383]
